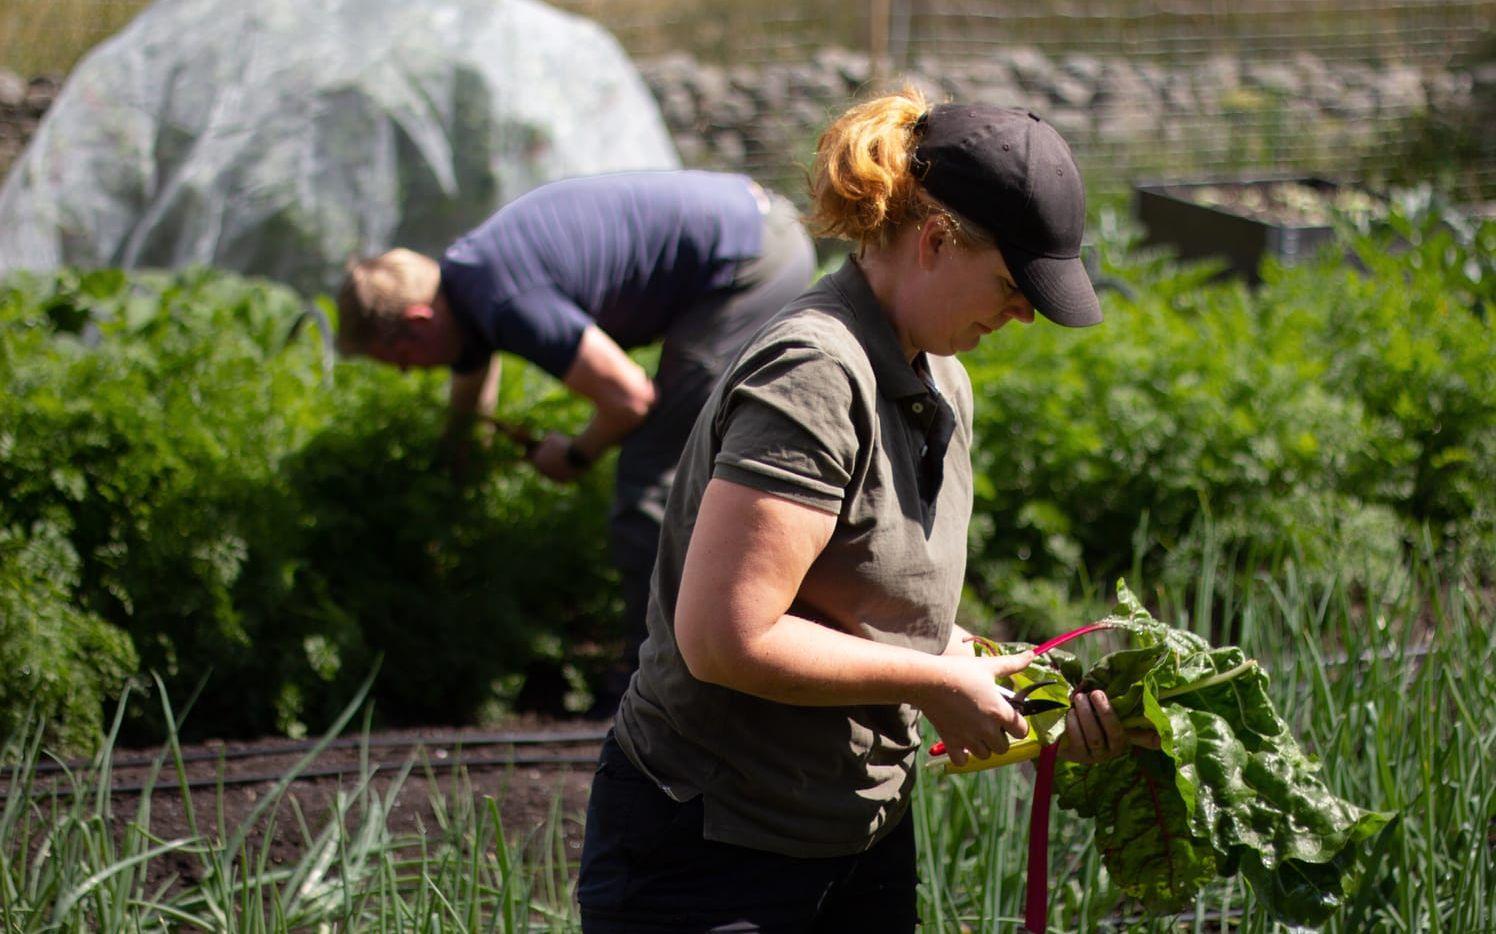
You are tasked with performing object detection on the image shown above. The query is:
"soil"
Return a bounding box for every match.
[20,714,607,898]
[1179,180,1383,227]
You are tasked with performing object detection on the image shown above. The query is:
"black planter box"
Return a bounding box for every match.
[1133,177,1343,284]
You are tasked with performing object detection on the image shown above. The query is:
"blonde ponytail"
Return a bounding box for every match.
[807,88,928,248]
[808,87,993,254]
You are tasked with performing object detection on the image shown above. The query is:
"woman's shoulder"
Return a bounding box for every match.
[735,301,875,387]
[758,298,860,350]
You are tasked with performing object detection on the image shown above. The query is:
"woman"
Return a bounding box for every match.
[578,91,1157,931]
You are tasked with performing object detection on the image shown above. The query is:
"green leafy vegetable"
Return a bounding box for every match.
[1046,581,1394,925]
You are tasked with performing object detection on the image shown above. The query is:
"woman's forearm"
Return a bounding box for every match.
[683,608,950,708]
[674,479,955,709]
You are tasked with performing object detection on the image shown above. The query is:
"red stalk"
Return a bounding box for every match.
[1025,743,1060,933]
[1025,621,1113,933]
[927,620,1119,930]
[1033,622,1114,655]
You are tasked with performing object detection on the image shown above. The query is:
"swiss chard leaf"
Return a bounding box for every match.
[1049,581,1393,926]
[1055,747,1217,913]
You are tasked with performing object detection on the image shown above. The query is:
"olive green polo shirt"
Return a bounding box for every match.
[614,258,975,858]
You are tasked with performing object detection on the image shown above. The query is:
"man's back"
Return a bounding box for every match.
[440,170,765,377]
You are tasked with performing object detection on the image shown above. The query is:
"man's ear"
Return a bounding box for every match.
[402,303,436,323]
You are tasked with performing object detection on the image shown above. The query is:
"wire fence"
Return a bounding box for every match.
[555,0,1493,66]
[1,0,1493,198]
[551,0,1496,199]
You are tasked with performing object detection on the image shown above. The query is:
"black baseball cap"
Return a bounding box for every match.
[912,104,1102,327]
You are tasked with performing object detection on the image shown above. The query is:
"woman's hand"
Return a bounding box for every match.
[920,651,1035,767]
[1057,690,1162,764]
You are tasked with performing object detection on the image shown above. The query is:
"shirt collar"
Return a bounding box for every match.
[821,257,930,402]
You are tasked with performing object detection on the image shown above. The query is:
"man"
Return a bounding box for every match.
[336,170,816,710]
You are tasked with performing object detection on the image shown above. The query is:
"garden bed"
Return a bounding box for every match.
[1133,176,1382,282]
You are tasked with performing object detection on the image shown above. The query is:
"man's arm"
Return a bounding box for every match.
[442,358,501,478]
[448,356,501,423]
[531,325,657,481]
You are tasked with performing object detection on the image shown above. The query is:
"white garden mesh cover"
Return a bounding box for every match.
[0,0,679,295]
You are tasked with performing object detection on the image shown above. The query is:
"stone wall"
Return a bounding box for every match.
[3,48,1491,194]
[634,47,1493,193]
[0,71,56,180]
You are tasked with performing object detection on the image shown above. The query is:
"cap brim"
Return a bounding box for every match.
[1000,243,1103,328]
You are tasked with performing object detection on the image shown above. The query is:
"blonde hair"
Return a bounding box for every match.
[335,248,440,355]
[808,87,992,251]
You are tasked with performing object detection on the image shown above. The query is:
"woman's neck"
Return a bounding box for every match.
[855,241,921,362]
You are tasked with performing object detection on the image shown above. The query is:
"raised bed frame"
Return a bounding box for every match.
[1133,176,1344,284]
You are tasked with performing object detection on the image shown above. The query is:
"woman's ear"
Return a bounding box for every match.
[916,216,949,271]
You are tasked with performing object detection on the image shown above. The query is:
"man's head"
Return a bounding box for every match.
[336,249,458,368]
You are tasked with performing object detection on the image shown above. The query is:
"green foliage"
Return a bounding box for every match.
[3,191,1492,751]
[1318,189,1496,533]
[961,198,1495,637]
[0,516,137,756]
[0,266,615,747]
[916,557,1491,932]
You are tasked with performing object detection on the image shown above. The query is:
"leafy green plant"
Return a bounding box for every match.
[1314,191,1496,535]
[928,582,1393,925]
[916,548,1490,932]
[1040,584,1394,926]
[960,196,1495,639]
[1,266,617,745]
[0,516,136,756]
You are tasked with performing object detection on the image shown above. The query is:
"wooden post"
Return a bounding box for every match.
[869,0,890,86]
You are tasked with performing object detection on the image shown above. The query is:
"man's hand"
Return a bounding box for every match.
[1056,690,1162,764]
[438,428,475,484]
[530,432,588,483]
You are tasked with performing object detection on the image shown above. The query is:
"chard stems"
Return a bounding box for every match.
[1156,658,1258,701]
[1118,659,1259,730]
